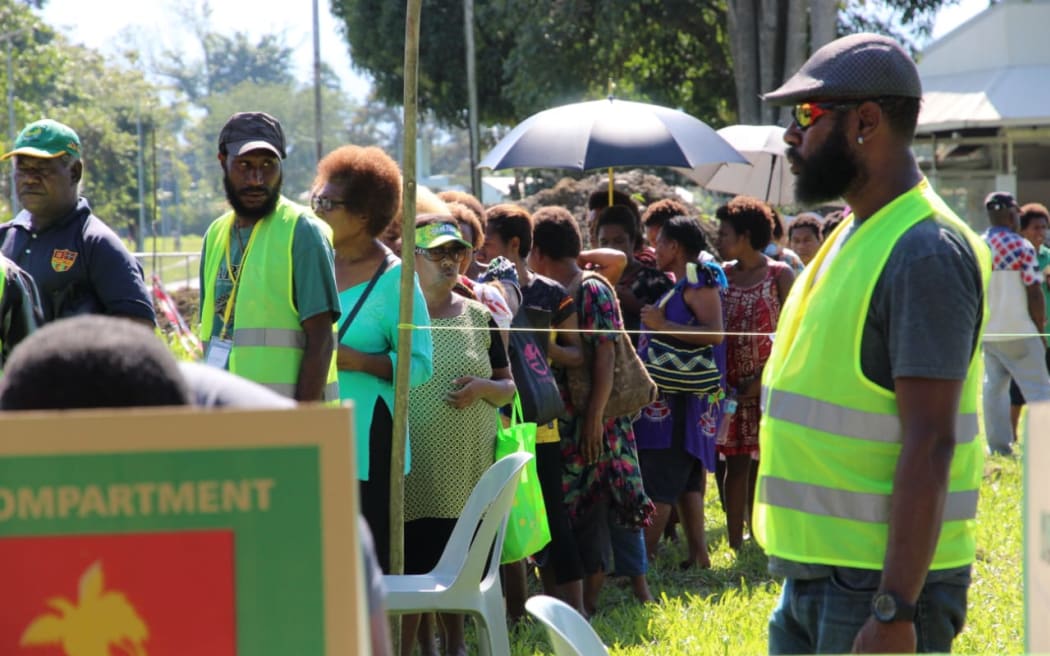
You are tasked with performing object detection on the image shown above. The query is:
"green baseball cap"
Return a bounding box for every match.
[1,119,82,161]
[415,220,472,250]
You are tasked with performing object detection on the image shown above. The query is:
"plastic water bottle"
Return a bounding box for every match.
[715,392,737,445]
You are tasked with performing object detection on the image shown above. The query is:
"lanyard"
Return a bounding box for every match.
[219,221,260,340]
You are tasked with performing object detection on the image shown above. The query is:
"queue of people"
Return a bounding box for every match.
[0,30,1045,656]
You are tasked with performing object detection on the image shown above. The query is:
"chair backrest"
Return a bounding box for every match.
[525,595,609,656]
[433,451,531,589]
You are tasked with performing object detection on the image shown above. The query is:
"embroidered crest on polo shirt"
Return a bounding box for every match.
[51,249,78,272]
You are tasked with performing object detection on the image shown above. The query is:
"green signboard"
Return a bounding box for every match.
[0,406,364,656]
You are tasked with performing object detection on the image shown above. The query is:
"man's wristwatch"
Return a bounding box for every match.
[871,591,916,623]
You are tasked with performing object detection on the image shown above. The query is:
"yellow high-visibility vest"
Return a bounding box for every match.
[199,197,339,403]
[754,179,991,570]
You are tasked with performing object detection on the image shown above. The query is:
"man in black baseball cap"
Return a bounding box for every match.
[980,189,1050,458]
[196,111,341,404]
[754,33,990,655]
[984,190,1018,213]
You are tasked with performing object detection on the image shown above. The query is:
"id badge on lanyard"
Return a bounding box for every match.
[205,338,233,370]
[205,221,255,371]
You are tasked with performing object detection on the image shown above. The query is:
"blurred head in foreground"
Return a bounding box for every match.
[0,315,190,410]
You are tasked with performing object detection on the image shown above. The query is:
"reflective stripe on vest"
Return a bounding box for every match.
[762,387,979,445]
[754,179,991,570]
[759,476,979,524]
[233,327,306,349]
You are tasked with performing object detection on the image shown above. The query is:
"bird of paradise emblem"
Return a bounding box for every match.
[20,560,149,656]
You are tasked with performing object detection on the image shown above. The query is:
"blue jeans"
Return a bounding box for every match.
[768,566,970,654]
[608,519,648,577]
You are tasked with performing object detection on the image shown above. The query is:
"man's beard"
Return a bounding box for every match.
[789,120,863,206]
[223,173,282,220]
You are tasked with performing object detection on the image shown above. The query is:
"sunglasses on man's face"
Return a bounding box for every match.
[789,99,881,131]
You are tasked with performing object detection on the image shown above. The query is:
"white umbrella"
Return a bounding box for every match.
[685,125,796,206]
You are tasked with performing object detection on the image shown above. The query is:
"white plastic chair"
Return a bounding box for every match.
[525,595,610,656]
[384,451,531,656]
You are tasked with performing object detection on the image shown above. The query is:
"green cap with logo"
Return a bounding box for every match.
[1,119,82,161]
[415,220,472,250]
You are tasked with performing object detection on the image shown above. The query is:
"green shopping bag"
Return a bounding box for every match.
[495,394,551,563]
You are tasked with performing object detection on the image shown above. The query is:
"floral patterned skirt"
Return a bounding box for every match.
[559,415,655,529]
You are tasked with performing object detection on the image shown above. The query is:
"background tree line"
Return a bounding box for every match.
[1,0,960,239]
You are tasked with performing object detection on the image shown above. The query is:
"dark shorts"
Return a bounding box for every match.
[571,501,610,576]
[1009,345,1050,404]
[637,395,704,504]
[535,440,585,584]
[404,517,458,575]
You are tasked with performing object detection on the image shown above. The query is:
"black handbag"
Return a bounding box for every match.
[507,305,566,425]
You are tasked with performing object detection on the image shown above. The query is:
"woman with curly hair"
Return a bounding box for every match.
[312,145,434,572]
[716,196,794,551]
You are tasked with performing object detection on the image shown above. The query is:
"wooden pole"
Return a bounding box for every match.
[391,0,422,595]
[389,3,422,649]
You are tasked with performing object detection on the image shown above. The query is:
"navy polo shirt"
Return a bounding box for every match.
[0,198,155,324]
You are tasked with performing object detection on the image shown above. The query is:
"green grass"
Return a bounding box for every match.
[501,451,1023,655]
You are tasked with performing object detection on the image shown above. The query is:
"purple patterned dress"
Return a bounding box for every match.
[633,262,727,472]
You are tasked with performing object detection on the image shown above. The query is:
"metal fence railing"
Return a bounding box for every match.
[133,251,200,290]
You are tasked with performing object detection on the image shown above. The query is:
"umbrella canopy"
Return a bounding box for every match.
[686,125,796,206]
[478,98,747,172]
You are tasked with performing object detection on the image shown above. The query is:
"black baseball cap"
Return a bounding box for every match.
[218,112,286,159]
[984,191,1018,211]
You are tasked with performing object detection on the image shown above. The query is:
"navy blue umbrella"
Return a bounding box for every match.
[479,97,747,173]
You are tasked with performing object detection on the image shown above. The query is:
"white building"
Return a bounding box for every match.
[916,0,1050,226]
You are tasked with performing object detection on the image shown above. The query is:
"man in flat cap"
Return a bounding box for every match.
[197,112,340,403]
[980,191,1050,454]
[0,119,155,326]
[752,34,990,653]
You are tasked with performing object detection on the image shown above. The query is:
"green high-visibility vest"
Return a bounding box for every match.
[199,197,339,403]
[754,179,991,570]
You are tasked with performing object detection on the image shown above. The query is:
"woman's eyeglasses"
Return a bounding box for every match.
[310,195,346,212]
[415,245,469,262]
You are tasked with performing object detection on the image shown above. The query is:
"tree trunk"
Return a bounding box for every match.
[727,0,761,124]
[758,0,783,124]
[781,0,809,124]
[809,0,838,51]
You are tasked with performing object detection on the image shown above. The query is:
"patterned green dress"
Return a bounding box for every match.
[405,300,498,521]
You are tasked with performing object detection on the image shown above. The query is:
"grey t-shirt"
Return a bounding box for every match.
[770,216,983,580]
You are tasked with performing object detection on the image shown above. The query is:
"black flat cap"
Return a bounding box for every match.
[763,33,921,105]
[218,111,287,159]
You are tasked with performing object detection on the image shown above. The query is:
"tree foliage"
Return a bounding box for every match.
[331,0,735,127]
[335,0,958,130]
[157,30,296,103]
[0,0,173,235]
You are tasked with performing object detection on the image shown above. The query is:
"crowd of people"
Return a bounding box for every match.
[0,30,1043,656]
